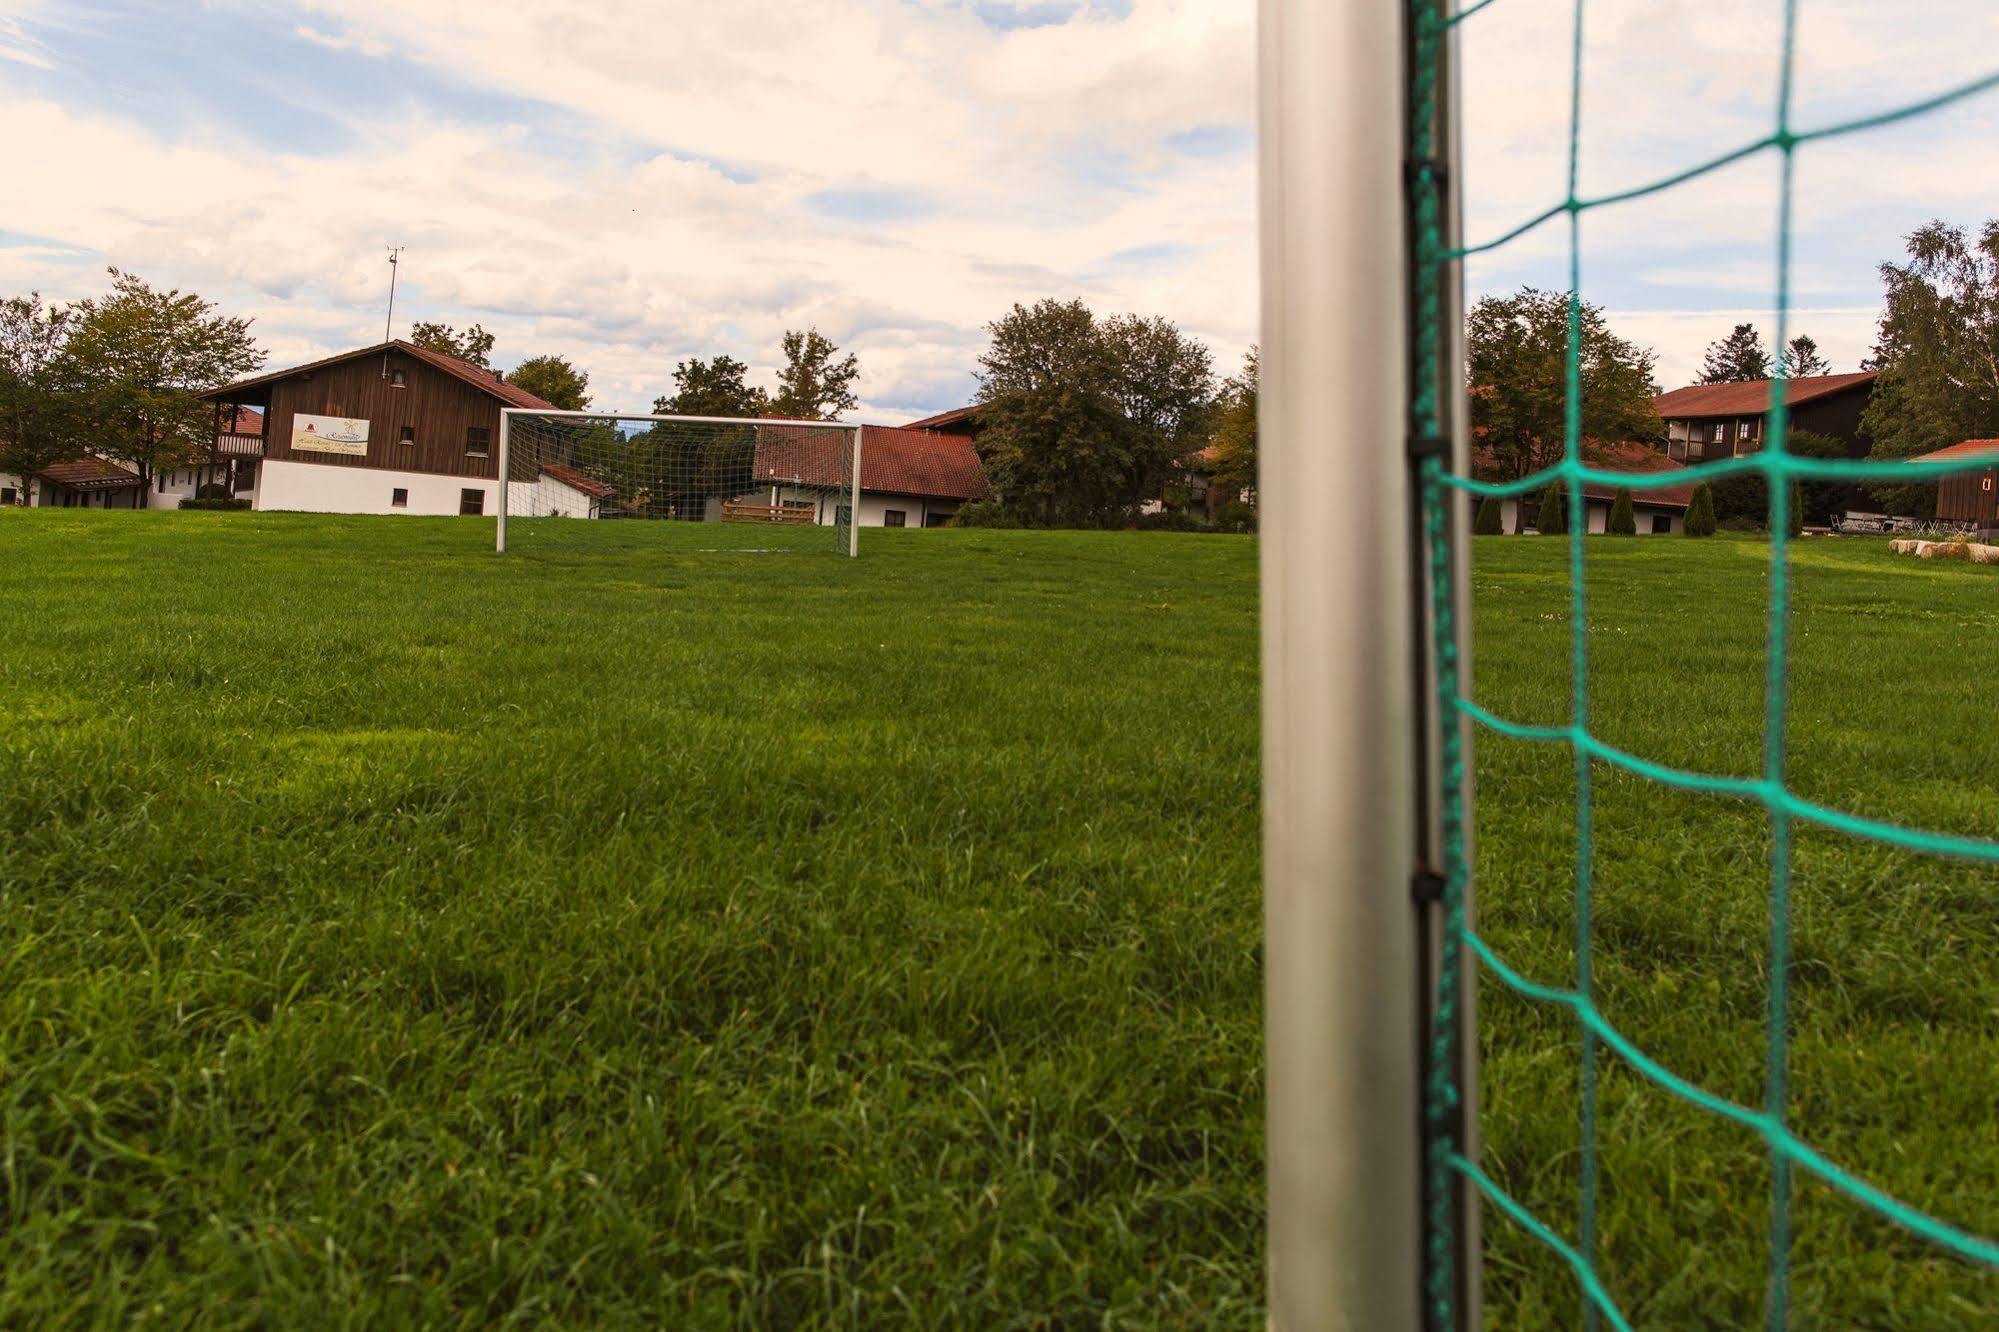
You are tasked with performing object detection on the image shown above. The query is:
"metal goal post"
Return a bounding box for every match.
[1259,1,1478,1328]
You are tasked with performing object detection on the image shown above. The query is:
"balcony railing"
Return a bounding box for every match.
[216,432,267,457]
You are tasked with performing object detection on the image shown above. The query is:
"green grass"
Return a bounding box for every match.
[0,511,1262,1328]
[4,513,1996,1328]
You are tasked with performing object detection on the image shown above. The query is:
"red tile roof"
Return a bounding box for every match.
[217,406,264,436]
[753,425,989,501]
[200,340,558,411]
[1912,439,1999,464]
[541,462,618,499]
[40,456,141,489]
[1653,372,1877,419]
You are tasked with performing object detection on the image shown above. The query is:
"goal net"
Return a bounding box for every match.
[495,412,861,555]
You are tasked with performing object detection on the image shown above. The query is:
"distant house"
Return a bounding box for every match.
[1912,439,1999,530]
[27,457,147,508]
[199,339,558,517]
[732,424,988,528]
[1654,372,1878,463]
[1481,440,1696,535]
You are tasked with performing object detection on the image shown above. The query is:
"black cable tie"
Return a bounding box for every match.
[1411,868,1447,906]
[1407,433,1451,463]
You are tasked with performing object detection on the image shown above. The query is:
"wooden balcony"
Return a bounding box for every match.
[216,432,267,457]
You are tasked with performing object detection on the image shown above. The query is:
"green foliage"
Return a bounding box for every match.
[1205,347,1258,509]
[1607,488,1637,535]
[177,496,250,510]
[1535,483,1567,535]
[653,354,769,420]
[1698,321,1772,383]
[0,292,79,501]
[1685,482,1718,535]
[770,328,860,421]
[1210,499,1257,534]
[1785,428,1853,525]
[1860,219,1999,514]
[974,299,1215,526]
[194,481,232,499]
[409,321,496,368]
[1467,288,1661,484]
[0,513,1263,1326]
[507,354,590,410]
[60,269,263,489]
[1779,333,1832,379]
[1475,495,1504,534]
[945,499,1021,529]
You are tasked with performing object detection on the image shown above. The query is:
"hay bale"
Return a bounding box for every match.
[1890,539,1916,554]
[1971,543,1999,566]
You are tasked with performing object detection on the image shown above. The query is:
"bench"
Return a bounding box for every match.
[722,500,815,525]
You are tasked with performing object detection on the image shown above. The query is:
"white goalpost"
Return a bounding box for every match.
[494,410,863,556]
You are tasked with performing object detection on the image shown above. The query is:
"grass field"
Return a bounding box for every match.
[2,511,1996,1327]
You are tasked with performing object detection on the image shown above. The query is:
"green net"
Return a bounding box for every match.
[1407,1,1999,1327]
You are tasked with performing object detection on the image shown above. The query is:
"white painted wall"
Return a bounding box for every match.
[257,458,496,516]
[506,474,604,519]
[706,485,957,528]
[1494,497,1682,534]
[0,471,24,506]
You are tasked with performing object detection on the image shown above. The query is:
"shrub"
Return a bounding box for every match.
[178,497,251,511]
[1685,483,1717,536]
[1607,488,1636,535]
[947,500,1024,529]
[1474,496,1504,535]
[1786,479,1805,538]
[194,482,233,500]
[1211,500,1257,534]
[1129,510,1208,533]
[1535,483,1566,535]
[1719,515,1762,533]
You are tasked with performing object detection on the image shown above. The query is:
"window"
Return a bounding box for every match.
[465,426,491,457]
[834,503,852,527]
[883,509,906,527]
[400,425,416,446]
[459,488,485,516]
[1,487,15,505]
[1651,514,1671,534]
[389,369,407,388]
[391,487,409,508]
[232,461,256,494]
[1711,423,1726,443]
[1667,439,1685,460]
[158,473,168,493]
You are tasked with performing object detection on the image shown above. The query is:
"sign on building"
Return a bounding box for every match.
[293,414,370,456]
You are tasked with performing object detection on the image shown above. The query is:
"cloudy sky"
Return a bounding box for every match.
[0,0,1992,421]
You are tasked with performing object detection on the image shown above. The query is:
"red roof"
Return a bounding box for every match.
[1653,372,1877,419]
[753,425,988,501]
[1912,439,1999,465]
[40,456,142,489]
[200,340,558,411]
[541,462,617,499]
[899,405,980,433]
[218,406,264,436]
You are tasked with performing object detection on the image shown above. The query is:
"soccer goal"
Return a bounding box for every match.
[494,410,862,556]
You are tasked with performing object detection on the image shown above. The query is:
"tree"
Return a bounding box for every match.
[770,329,860,420]
[972,299,1128,525]
[60,270,263,494]
[1778,334,1831,379]
[1607,488,1636,535]
[1098,312,1215,512]
[409,321,496,367]
[1859,219,1999,513]
[1699,323,1771,384]
[507,354,590,411]
[649,355,769,517]
[1685,483,1717,536]
[1206,347,1258,510]
[1535,483,1566,534]
[1467,288,1661,485]
[1474,495,1503,534]
[0,293,78,505]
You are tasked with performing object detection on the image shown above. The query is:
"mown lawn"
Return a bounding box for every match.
[3,512,1995,1328]
[0,511,1262,1328]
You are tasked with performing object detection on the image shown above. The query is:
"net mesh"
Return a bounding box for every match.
[1408,2,1999,1326]
[501,414,858,553]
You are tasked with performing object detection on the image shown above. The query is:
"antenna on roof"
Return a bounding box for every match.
[381,247,403,380]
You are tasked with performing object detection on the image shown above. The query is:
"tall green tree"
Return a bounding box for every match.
[1698,323,1771,384]
[770,329,859,420]
[1859,218,1999,513]
[1467,288,1661,485]
[653,354,769,419]
[1099,312,1215,511]
[0,293,78,505]
[1205,346,1258,510]
[409,321,496,367]
[61,270,263,493]
[508,354,591,410]
[650,356,769,517]
[1778,334,1832,379]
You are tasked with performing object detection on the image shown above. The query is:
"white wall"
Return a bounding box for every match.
[257,458,497,516]
[1493,497,1680,534]
[0,472,24,506]
[707,485,956,528]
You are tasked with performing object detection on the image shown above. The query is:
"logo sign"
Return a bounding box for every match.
[293,414,370,456]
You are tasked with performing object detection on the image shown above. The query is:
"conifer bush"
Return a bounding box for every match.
[1475,496,1504,534]
[1535,483,1566,535]
[1685,482,1718,536]
[1608,488,1637,535]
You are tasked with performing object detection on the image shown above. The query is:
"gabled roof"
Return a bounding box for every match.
[1653,372,1877,419]
[899,405,980,432]
[753,424,989,501]
[1912,438,1999,465]
[541,463,618,499]
[40,456,142,489]
[218,406,264,435]
[200,340,558,411]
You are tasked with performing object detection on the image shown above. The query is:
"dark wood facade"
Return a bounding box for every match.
[1938,464,1999,527]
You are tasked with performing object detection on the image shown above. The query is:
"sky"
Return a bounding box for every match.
[0,0,1992,421]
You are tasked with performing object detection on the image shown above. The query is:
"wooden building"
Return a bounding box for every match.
[199,340,556,516]
[1653,372,1878,462]
[1913,439,1999,530]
